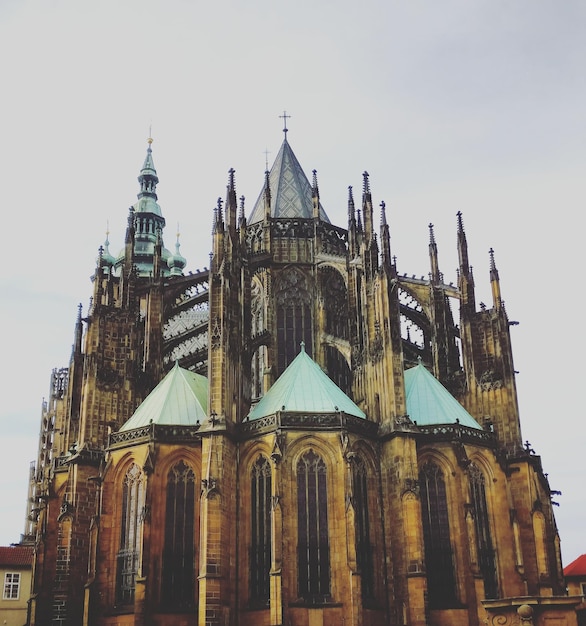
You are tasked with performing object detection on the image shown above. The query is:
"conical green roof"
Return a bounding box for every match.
[404,362,481,430]
[119,362,208,431]
[248,137,330,224]
[247,345,365,420]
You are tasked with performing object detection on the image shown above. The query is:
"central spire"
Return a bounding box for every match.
[248,122,330,224]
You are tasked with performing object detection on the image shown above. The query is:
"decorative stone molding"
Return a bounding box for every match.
[477,369,504,391]
[201,477,219,499]
[370,320,383,363]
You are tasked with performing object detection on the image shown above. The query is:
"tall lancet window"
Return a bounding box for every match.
[251,276,268,400]
[468,463,499,599]
[276,269,312,375]
[162,461,196,608]
[297,450,330,602]
[116,463,145,605]
[319,267,349,340]
[319,267,352,392]
[352,457,374,600]
[250,456,272,606]
[419,461,457,607]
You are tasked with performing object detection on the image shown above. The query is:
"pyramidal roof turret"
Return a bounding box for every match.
[404,361,482,430]
[248,122,330,224]
[119,362,208,431]
[247,343,365,420]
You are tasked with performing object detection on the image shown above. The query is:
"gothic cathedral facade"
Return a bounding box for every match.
[24,132,578,626]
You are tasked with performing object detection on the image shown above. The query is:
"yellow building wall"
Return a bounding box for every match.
[0,566,32,626]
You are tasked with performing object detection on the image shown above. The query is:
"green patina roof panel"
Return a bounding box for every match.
[120,362,208,431]
[247,347,365,420]
[404,363,482,430]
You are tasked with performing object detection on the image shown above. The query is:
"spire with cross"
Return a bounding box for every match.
[279,110,291,136]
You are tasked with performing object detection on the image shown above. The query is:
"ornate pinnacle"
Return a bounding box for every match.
[380,201,387,226]
[489,247,496,271]
[312,169,319,198]
[457,211,464,233]
[362,171,370,194]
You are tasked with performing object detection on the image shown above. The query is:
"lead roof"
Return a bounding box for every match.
[248,137,330,224]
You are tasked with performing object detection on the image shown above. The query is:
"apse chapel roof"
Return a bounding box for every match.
[248,136,330,224]
[404,361,482,430]
[119,362,208,431]
[247,344,365,421]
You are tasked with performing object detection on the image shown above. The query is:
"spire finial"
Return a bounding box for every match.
[312,169,319,198]
[263,148,271,171]
[489,247,496,270]
[147,125,153,146]
[380,201,387,225]
[279,110,291,136]
[348,186,355,220]
[300,340,305,353]
[429,222,436,244]
[104,221,111,251]
[457,211,464,233]
[362,171,370,194]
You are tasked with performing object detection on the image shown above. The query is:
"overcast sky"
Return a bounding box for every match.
[0,0,584,565]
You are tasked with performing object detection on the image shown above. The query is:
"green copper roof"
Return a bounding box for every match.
[247,345,365,420]
[248,137,330,224]
[119,362,208,431]
[404,362,482,430]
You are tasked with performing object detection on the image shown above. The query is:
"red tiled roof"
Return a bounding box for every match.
[0,546,34,567]
[564,554,586,577]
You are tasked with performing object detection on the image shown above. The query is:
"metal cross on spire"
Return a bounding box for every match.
[279,110,291,135]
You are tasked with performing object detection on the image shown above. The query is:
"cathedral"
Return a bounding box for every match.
[23,127,580,626]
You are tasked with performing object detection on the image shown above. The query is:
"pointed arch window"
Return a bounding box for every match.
[250,456,272,606]
[297,450,330,602]
[352,457,374,600]
[276,270,313,375]
[319,267,349,340]
[161,461,196,608]
[116,463,145,605]
[532,510,549,578]
[419,461,457,607]
[468,463,498,599]
[251,277,268,400]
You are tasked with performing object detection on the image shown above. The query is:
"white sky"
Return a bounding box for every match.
[0,0,584,565]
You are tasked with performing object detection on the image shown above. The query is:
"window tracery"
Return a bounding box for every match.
[161,460,196,608]
[297,450,330,602]
[276,269,312,374]
[250,456,272,605]
[352,457,374,599]
[116,463,144,605]
[468,462,498,599]
[419,461,458,607]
